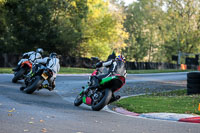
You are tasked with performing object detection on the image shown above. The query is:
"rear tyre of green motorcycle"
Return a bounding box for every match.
[24,76,44,94]
[74,94,83,106]
[91,89,112,111]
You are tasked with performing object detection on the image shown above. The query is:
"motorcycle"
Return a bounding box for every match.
[74,67,126,111]
[12,60,33,83]
[20,64,53,94]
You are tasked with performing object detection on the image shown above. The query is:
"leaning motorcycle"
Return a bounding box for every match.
[74,68,126,111]
[20,64,53,94]
[12,60,33,83]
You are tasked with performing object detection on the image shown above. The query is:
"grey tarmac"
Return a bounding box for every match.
[0,73,199,133]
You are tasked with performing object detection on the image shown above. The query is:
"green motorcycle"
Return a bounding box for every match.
[74,69,126,111]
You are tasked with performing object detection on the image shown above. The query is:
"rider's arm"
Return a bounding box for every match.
[22,51,34,59]
[96,60,113,68]
[36,57,49,65]
[102,60,113,67]
[22,51,33,58]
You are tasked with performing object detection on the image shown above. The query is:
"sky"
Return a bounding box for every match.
[123,0,137,5]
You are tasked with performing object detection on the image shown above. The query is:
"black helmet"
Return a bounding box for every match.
[49,52,57,58]
[36,48,44,55]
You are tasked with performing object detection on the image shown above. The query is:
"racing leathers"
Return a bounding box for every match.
[36,56,60,90]
[14,51,42,71]
[95,59,126,79]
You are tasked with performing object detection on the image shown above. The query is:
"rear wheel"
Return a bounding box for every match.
[91,89,112,111]
[24,76,44,94]
[12,68,25,83]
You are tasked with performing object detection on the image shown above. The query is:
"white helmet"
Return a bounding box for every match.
[36,48,44,55]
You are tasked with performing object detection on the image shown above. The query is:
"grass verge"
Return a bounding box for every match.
[0,67,95,74]
[0,68,13,74]
[59,67,94,74]
[114,89,200,115]
[0,67,189,74]
[127,69,189,74]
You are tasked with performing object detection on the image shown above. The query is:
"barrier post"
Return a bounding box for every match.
[198,103,200,111]
[181,64,187,70]
[198,66,200,71]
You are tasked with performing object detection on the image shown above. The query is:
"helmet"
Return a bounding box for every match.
[115,55,126,63]
[49,52,57,58]
[36,48,44,55]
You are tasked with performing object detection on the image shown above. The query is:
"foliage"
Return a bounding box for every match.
[1,0,88,55]
[123,0,200,62]
[79,0,128,60]
[161,0,200,62]
[0,0,200,62]
[0,0,7,51]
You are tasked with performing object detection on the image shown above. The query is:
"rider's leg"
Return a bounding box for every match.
[45,77,55,91]
[13,59,26,71]
[108,94,120,104]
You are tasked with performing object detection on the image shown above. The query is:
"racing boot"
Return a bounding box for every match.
[108,95,121,104]
[43,84,53,91]
[43,80,55,91]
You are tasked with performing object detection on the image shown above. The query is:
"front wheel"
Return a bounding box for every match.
[24,76,44,94]
[74,94,83,106]
[12,68,25,83]
[91,89,112,111]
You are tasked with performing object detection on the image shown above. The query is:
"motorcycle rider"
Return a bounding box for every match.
[13,48,44,71]
[36,52,60,91]
[85,54,126,103]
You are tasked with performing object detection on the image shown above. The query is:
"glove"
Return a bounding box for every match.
[22,54,28,58]
[96,62,102,68]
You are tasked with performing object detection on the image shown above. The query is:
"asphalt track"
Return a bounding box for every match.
[0,73,200,133]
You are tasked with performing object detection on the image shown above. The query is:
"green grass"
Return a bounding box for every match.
[0,68,13,74]
[114,89,200,115]
[127,69,189,74]
[59,67,94,74]
[0,67,190,74]
[0,67,95,74]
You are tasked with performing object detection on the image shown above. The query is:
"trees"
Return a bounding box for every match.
[123,0,200,62]
[162,0,200,62]
[2,0,88,55]
[1,0,199,62]
[123,0,165,62]
[0,0,7,52]
[1,0,128,59]
[79,0,128,60]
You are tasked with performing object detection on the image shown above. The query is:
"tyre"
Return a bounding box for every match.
[187,78,200,84]
[187,84,200,95]
[92,89,112,111]
[24,76,44,94]
[187,83,200,89]
[187,72,200,79]
[12,68,25,83]
[74,94,83,106]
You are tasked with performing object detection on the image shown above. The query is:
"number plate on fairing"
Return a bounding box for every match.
[42,73,48,80]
